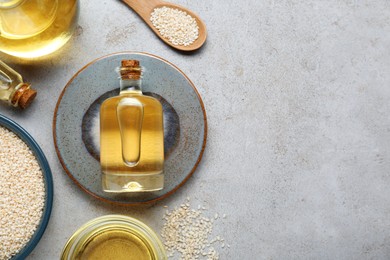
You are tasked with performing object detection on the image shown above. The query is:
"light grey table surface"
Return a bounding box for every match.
[2,0,390,259]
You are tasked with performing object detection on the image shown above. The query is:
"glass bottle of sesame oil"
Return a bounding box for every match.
[100,60,164,192]
[0,0,79,58]
[0,60,37,108]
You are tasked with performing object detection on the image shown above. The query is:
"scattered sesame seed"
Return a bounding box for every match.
[161,201,226,259]
[150,6,199,46]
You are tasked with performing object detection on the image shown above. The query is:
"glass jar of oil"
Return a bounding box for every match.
[61,215,167,260]
[100,60,164,193]
[0,0,79,58]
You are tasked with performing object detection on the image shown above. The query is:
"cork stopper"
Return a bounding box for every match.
[121,60,139,67]
[11,83,37,109]
[120,60,141,80]
[18,88,37,109]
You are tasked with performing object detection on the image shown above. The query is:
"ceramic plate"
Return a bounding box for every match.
[0,114,53,259]
[53,52,207,206]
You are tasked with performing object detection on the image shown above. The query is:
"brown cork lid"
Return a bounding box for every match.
[120,60,141,80]
[18,88,37,109]
[121,60,139,67]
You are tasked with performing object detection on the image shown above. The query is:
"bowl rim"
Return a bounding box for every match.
[61,214,167,259]
[0,114,54,260]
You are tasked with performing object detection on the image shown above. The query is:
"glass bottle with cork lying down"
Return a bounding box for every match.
[100,60,164,192]
[0,60,37,109]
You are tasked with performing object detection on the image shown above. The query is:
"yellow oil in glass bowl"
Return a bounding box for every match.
[0,0,79,58]
[61,215,166,260]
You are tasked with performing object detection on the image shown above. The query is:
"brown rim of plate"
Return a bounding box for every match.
[52,51,207,206]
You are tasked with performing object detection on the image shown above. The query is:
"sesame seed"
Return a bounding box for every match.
[150,6,199,46]
[0,126,45,260]
[161,200,227,259]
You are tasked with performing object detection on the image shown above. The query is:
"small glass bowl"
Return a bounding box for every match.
[61,215,167,260]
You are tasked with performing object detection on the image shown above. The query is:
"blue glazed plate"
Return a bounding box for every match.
[53,52,207,206]
[0,114,53,260]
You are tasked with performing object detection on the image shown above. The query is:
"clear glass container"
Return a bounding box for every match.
[100,60,164,192]
[0,60,36,109]
[0,0,79,58]
[61,215,167,260]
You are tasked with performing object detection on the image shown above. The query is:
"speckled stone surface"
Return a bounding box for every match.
[1,0,390,259]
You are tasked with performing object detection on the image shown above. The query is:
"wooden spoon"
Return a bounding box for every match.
[122,0,207,51]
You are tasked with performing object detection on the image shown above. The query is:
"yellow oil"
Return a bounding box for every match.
[0,60,22,101]
[60,215,167,260]
[78,229,153,260]
[100,91,164,192]
[0,0,79,58]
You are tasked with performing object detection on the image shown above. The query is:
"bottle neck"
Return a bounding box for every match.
[120,78,142,94]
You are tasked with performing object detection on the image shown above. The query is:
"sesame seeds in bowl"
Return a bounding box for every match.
[0,115,53,260]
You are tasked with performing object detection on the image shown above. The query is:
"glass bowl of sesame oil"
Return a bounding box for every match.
[0,0,79,58]
[61,215,167,260]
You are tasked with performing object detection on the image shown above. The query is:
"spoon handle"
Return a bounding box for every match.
[121,0,162,19]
